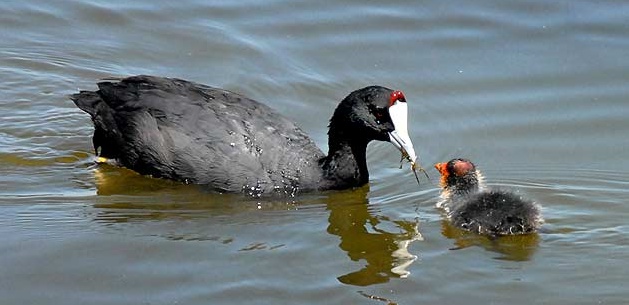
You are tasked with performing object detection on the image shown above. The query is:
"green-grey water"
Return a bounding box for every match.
[1,1,629,304]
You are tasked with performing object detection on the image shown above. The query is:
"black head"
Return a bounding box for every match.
[435,158,479,193]
[328,86,417,162]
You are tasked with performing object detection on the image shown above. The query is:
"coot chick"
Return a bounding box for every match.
[434,158,542,235]
[71,75,421,196]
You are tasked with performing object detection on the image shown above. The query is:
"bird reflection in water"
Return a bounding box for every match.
[325,187,423,286]
[90,164,423,285]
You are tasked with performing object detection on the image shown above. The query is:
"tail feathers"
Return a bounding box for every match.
[71,90,123,159]
[70,91,103,117]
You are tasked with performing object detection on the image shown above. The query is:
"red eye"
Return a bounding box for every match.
[389,90,406,106]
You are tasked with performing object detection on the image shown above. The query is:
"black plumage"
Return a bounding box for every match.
[72,75,416,196]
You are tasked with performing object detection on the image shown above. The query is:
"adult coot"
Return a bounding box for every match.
[434,158,542,235]
[71,75,420,196]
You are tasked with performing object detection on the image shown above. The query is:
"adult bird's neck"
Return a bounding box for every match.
[318,134,370,190]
